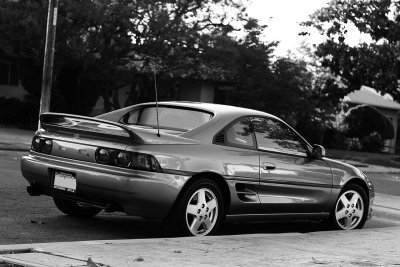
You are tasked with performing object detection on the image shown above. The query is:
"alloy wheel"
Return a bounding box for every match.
[334,190,364,230]
[185,188,219,236]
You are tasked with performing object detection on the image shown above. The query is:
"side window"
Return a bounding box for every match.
[225,118,255,149]
[121,110,139,124]
[252,117,308,154]
[121,106,213,131]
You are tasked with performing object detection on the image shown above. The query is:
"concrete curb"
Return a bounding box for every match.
[372,193,400,223]
[0,142,30,152]
[1,227,400,267]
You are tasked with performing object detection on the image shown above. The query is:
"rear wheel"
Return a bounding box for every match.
[166,178,224,236]
[53,197,102,218]
[329,184,368,230]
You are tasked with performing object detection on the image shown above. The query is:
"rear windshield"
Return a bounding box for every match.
[121,106,213,131]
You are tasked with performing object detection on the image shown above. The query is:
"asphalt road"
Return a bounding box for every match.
[369,171,400,196]
[0,150,399,245]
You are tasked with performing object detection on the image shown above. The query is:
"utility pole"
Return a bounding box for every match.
[39,0,59,120]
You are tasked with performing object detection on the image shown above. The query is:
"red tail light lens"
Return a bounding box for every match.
[132,153,151,170]
[31,137,52,154]
[42,139,53,154]
[132,153,162,172]
[150,156,163,172]
[31,137,41,151]
[115,152,131,167]
[96,148,111,164]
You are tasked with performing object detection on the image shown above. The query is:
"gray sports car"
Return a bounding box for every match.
[21,102,374,236]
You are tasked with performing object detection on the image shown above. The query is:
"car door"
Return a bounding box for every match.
[252,117,333,214]
[213,117,261,214]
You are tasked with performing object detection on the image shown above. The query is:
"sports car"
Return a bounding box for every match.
[21,101,374,236]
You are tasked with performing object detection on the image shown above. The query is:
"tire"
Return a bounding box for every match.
[165,178,224,236]
[329,183,368,230]
[53,197,102,218]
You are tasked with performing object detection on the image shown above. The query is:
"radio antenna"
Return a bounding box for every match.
[154,71,161,137]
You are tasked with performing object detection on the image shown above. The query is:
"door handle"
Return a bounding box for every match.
[263,162,276,170]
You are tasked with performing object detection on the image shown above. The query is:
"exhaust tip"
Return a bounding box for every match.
[27,185,41,196]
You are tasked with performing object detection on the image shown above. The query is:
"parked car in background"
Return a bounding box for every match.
[21,102,374,236]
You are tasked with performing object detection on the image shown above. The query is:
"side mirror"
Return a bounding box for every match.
[311,144,326,160]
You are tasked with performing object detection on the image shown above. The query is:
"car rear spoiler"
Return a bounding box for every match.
[39,113,144,144]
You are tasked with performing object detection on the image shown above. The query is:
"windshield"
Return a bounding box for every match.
[122,106,213,131]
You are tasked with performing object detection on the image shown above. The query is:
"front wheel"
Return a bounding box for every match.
[172,179,224,236]
[53,197,102,218]
[329,184,368,230]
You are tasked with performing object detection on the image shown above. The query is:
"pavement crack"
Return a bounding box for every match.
[32,250,112,267]
[311,257,330,265]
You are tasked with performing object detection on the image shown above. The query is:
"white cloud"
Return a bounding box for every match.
[247,0,330,56]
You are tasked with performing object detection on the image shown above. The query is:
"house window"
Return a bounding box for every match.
[0,62,18,86]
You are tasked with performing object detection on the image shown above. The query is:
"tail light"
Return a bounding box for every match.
[132,153,151,170]
[115,151,131,167]
[31,137,53,154]
[31,137,41,151]
[42,139,53,154]
[95,147,162,173]
[96,148,111,164]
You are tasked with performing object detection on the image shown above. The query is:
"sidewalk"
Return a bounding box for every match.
[1,226,400,266]
[0,126,34,151]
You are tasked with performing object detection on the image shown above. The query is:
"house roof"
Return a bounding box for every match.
[344,85,400,111]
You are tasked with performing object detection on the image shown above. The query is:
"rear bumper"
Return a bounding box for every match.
[21,151,190,220]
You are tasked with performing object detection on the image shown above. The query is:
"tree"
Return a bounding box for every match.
[0,0,261,115]
[0,0,47,98]
[344,104,394,152]
[302,0,400,100]
[272,55,346,144]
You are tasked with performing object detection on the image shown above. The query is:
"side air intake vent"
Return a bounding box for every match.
[214,131,225,144]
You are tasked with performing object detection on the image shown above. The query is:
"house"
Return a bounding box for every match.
[91,78,227,115]
[0,55,28,100]
[344,85,400,154]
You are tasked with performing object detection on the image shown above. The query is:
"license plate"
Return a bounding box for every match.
[53,171,76,193]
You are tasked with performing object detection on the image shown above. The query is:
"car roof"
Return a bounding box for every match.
[98,101,284,143]
[138,101,279,119]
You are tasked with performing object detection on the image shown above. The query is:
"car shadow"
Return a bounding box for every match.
[40,213,328,240]
[28,213,383,243]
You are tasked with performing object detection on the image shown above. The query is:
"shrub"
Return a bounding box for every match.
[322,127,348,150]
[0,97,39,127]
[344,104,394,152]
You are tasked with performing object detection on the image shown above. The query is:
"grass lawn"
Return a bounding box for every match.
[326,149,400,168]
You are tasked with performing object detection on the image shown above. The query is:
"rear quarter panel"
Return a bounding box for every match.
[129,143,261,214]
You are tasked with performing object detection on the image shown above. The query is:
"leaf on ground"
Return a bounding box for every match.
[87,257,99,267]
[30,220,45,225]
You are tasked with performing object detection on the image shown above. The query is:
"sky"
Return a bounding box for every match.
[247,0,331,56]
